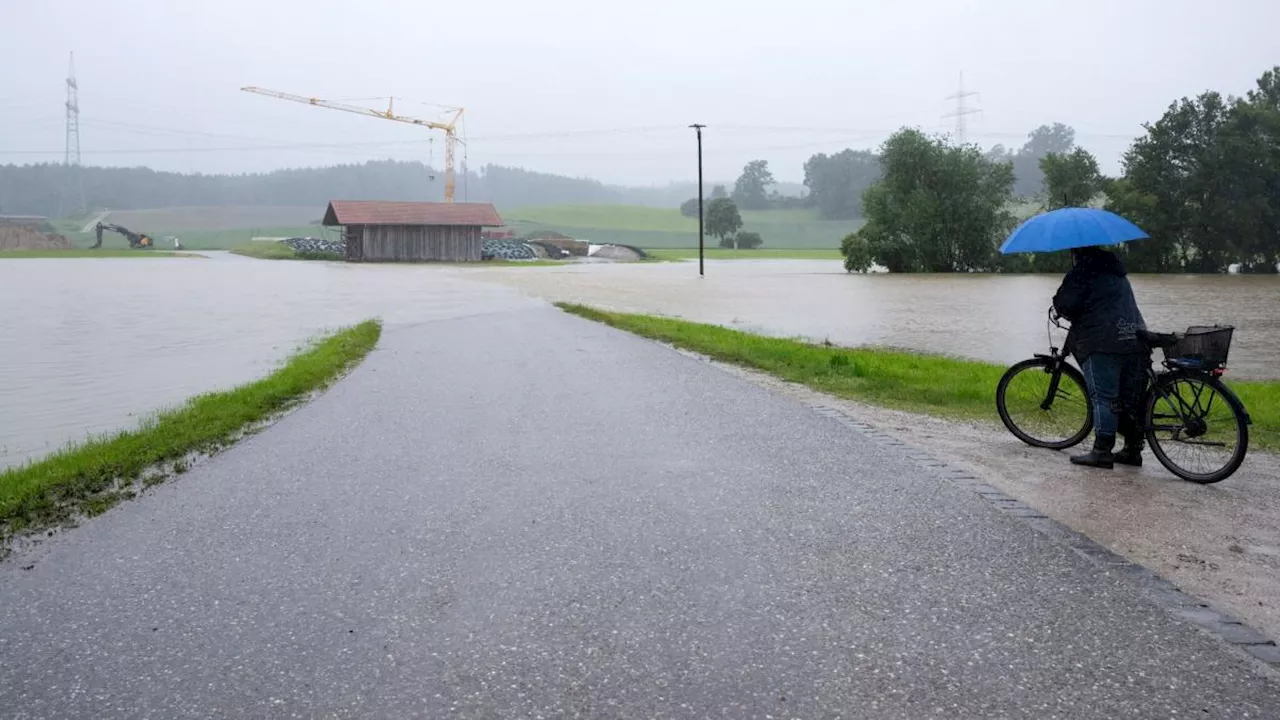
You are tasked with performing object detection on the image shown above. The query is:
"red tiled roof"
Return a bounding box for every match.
[322,201,503,227]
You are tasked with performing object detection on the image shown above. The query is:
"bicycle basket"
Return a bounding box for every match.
[1163,325,1234,367]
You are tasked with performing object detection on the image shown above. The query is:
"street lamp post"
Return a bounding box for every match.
[689,123,705,277]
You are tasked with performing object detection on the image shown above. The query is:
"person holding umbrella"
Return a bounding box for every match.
[1000,208,1151,469]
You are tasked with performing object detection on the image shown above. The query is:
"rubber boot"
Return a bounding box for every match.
[1071,434,1116,469]
[1114,415,1144,467]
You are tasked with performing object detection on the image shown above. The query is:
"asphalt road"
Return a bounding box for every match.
[2,300,1278,718]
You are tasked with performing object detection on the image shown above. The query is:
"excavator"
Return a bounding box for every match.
[92,222,155,249]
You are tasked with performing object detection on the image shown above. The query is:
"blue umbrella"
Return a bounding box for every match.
[1000,207,1148,255]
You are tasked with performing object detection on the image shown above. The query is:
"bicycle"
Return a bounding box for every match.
[995,307,1252,484]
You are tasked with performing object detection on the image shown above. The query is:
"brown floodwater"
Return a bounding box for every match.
[2,255,1275,470]
[473,259,1280,379]
[0,253,534,469]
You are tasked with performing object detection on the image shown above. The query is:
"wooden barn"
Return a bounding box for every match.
[321,201,504,262]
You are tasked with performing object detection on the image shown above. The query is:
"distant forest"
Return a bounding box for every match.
[0,122,1071,220]
[0,161,767,218]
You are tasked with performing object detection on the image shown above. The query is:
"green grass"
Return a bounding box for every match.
[0,320,382,543]
[0,249,192,259]
[557,305,1280,451]
[646,248,843,261]
[505,204,863,250]
[1235,383,1280,451]
[510,204,698,232]
[230,242,342,261]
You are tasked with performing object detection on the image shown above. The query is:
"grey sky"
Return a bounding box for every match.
[4,0,1278,186]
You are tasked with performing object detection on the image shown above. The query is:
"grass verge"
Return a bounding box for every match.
[645,248,843,261]
[0,249,193,259]
[230,243,342,261]
[0,320,382,545]
[557,305,1280,451]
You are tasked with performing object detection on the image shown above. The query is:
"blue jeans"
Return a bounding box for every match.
[1081,353,1147,440]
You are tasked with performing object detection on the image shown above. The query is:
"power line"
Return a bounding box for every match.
[942,72,981,144]
[0,140,427,155]
[59,52,85,217]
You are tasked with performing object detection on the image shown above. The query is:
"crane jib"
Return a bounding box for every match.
[240,86,463,202]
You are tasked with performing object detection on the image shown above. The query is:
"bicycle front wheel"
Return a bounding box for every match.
[996,357,1093,449]
[1145,371,1249,484]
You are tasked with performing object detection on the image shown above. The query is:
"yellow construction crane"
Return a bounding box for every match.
[240,86,464,203]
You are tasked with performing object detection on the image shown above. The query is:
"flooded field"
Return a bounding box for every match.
[2,255,1276,469]
[475,260,1280,379]
[0,253,529,469]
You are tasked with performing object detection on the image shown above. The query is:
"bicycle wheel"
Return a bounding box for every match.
[1145,371,1249,484]
[996,357,1093,449]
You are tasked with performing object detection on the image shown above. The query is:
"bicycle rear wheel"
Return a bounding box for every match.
[996,357,1093,449]
[1145,371,1249,484]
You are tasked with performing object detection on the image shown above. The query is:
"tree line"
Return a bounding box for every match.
[839,66,1280,274]
[681,121,1082,222]
[0,161,663,218]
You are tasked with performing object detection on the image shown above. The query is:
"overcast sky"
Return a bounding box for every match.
[3,0,1278,186]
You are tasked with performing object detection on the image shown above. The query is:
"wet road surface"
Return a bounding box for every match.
[2,297,1278,717]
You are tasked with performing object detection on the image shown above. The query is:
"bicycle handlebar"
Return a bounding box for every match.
[1047,306,1068,330]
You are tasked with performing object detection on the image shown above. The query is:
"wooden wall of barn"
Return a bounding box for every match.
[344,225,483,262]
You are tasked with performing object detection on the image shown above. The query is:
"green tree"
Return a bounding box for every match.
[734,230,763,249]
[1105,77,1280,273]
[679,197,701,218]
[731,160,776,210]
[1223,68,1280,272]
[705,197,744,247]
[850,128,1016,272]
[1012,123,1076,197]
[840,232,873,272]
[1040,148,1103,210]
[802,149,881,219]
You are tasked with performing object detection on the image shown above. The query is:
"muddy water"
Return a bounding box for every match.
[0,253,532,469]
[2,255,1276,470]
[475,260,1280,379]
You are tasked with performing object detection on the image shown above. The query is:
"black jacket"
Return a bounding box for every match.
[1052,250,1147,361]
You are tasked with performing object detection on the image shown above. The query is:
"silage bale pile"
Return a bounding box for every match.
[482,239,537,261]
[283,237,344,255]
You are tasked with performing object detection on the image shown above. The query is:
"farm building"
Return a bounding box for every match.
[321,201,504,262]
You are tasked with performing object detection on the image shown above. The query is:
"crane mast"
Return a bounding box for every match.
[241,86,463,203]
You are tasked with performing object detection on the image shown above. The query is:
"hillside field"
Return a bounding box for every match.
[53,203,865,251]
[101,205,323,231]
[504,205,863,249]
[54,206,332,250]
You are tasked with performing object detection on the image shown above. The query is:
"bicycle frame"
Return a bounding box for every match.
[1145,365,1252,445]
[1002,306,1252,482]
[1034,309,1075,412]
[1039,306,1251,442]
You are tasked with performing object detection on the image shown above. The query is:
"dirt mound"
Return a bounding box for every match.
[0,226,71,251]
[524,230,575,241]
[530,237,590,256]
[589,244,644,261]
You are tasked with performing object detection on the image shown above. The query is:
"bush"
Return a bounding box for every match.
[679,198,702,218]
[840,231,873,272]
[735,231,763,249]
